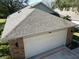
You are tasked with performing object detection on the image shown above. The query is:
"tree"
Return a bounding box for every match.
[54,0,79,11]
[63,15,71,21]
[0,0,28,18]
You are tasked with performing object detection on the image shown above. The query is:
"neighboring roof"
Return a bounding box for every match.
[31,2,53,13]
[1,3,75,40]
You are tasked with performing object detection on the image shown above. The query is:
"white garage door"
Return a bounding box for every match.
[23,29,67,58]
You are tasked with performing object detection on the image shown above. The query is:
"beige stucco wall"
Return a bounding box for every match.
[23,29,67,58]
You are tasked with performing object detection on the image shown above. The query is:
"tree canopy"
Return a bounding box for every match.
[54,0,79,11]
[0,0,28,18]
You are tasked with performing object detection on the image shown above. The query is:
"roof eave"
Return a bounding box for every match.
[2,24,76,41]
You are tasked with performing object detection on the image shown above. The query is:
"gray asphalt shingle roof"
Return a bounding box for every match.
[1,3,76,40]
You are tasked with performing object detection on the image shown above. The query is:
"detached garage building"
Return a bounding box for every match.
[1,2,75,59]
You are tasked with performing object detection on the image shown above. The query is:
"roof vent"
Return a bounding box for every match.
[18,10,21,13]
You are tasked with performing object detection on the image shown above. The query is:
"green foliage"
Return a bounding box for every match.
[0,55,11,59]
[63,15,71,21]
[0,42,9,46]
[0,46,10,56]
[74,28,79,32]
[73,35,79,41]
[0,0,28,18]
[67,41,79,50]
[0,29,3,36]
[54,0,79,11]
[0,19,10,56]
[0,42,10,57]
[0,19,6,36]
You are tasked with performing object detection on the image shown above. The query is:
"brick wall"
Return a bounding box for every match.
[66,27,74,46]
[9,37,25,59]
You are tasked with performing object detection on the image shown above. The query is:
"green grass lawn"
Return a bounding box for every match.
[0,19,11,59]
[74,32,79,37]
[0,19,6,24]
[73,32,79,41]
[0,55,11,59]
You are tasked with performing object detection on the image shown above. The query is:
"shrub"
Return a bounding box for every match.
[0,42,10,57]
